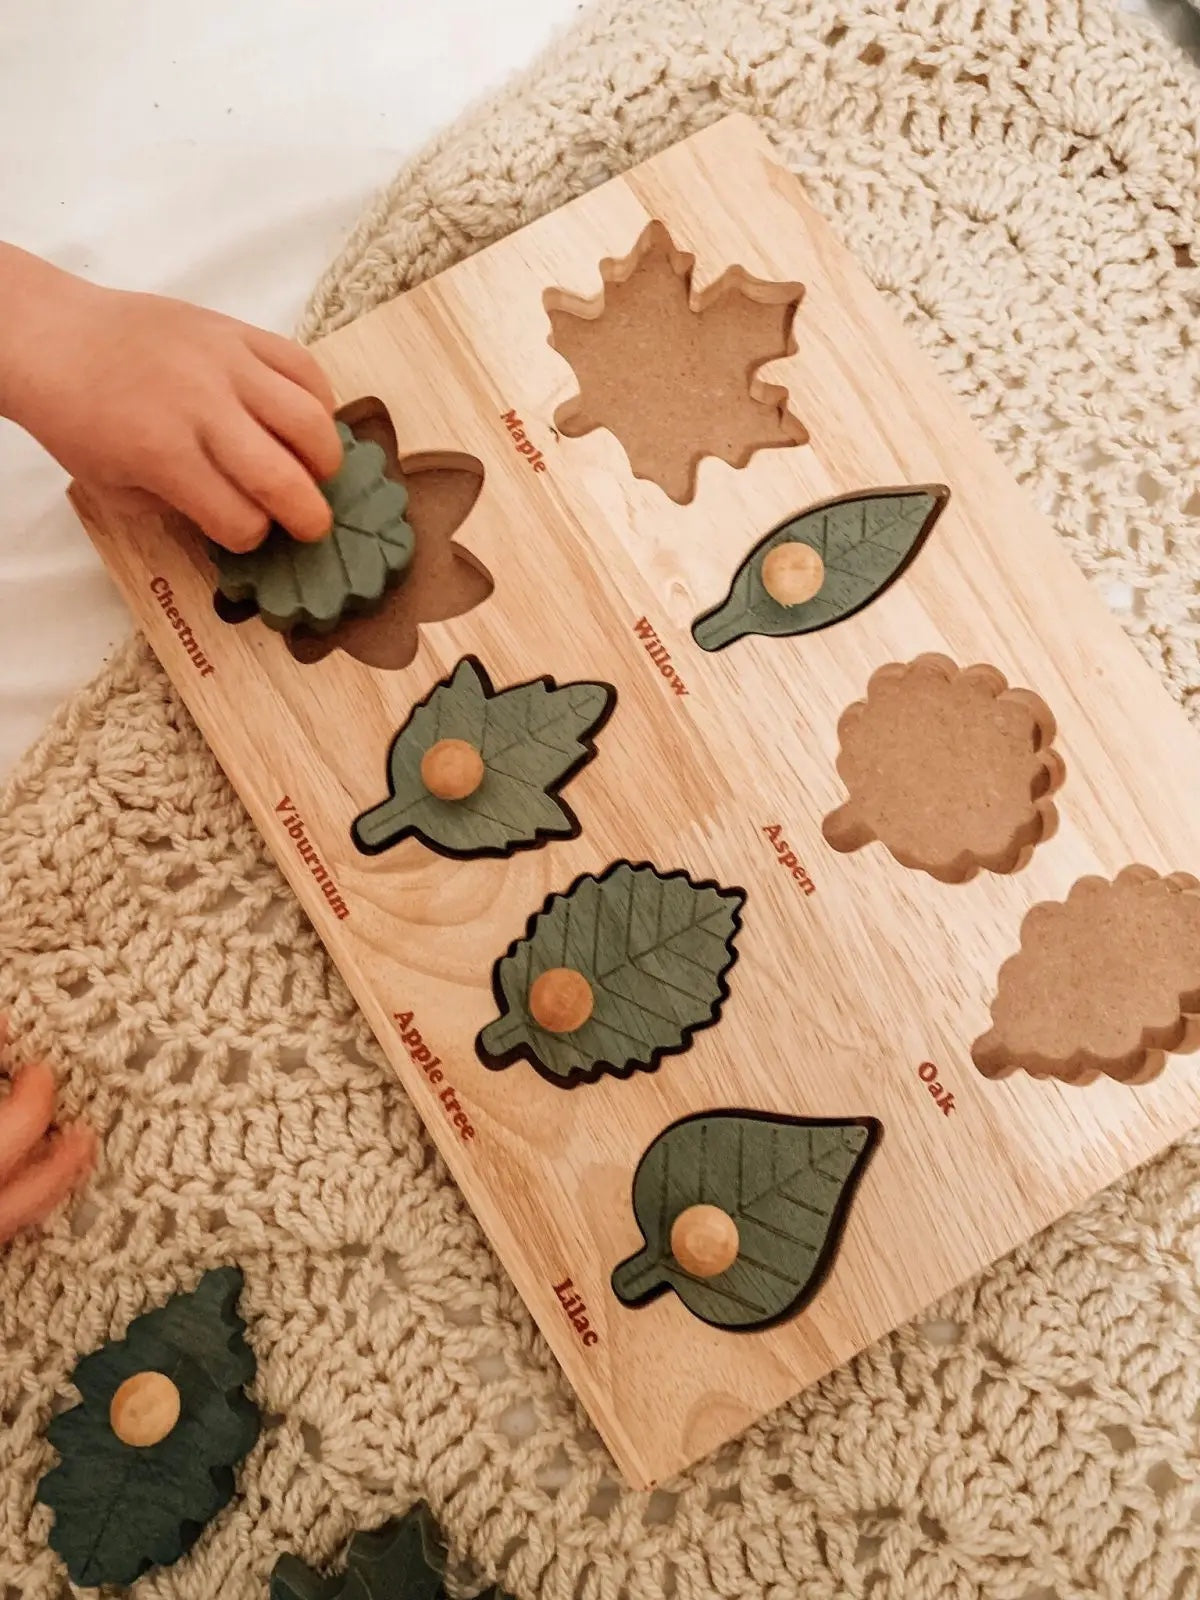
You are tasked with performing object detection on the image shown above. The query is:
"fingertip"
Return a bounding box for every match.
[55,1122,98,1183]
[284,488,334,543]
[210,506,272,554]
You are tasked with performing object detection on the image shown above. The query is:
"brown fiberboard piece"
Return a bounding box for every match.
[73,117,1200,1489]
[974,867,1200,1084]
[547,220,806,504]
[823,654,1064,882]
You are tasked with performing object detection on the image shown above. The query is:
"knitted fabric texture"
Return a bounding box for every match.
[4,2,1200,1596]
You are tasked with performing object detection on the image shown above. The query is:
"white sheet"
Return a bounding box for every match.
[0,0,582,777]
[0,0,1195,779]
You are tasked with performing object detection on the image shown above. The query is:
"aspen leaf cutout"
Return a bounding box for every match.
[611,1112,880,1330]
[973,866,1200,1086]
[692,486,949,651]
[211,420,414,634]
[823,654,1064,882]
[36,1267,259,1589]
[352,657,615,859]
[477,862,745,1086]
[547,220,806,504]
[271,1500,513,1600]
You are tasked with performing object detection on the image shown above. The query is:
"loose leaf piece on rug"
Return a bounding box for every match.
[611,1113,880,1329]
[36,1266,260,1588]
[692,487,948,650]
[351,657,615,858]
[211,421,415,633]
[547,220,806,503]
[271,1502,513,1600]
[477,862,745,1086]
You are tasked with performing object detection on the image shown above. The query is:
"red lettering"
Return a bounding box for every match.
[918,1061,937,1083]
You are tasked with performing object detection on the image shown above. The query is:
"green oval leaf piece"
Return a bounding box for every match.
[611,1112,881,1330]
[351,657,615,859]
[36,1266,260,1589]
[692,486,949,651]
[477,861,745,1087]
[212,421,414,633]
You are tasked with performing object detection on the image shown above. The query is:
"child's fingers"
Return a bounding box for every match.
[0,1124,96,1246]
[203,413,333,544]
[137,444,271,553]
[237,363,344,483]
[242,328,336,413]
[0,1062,57,1186]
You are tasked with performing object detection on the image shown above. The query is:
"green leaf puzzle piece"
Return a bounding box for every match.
[271,1502,514,1600]
[692,486,949,652]
[611,1112,881,1330]
[477,861,745,1087]
[351,657,616,859]
[211,421,415,634]
[36,1266,260,1589]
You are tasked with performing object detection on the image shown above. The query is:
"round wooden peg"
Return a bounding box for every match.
[528,967,594,1034]
[110,1370,182,1448]
[670,1204,739,1277]
[420,738,485,801]
[761,541,825,607]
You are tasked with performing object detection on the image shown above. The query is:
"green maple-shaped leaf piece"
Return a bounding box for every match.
[212,421,414,633]
[36,1266,260,1588]
[692,486,949,651]
[477,862,745,1086]
[611,1112,880,1330]
[271,1502,514,1600]
[351,657,615,859]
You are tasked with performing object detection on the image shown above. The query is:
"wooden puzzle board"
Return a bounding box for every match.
[75,115,1200,1489]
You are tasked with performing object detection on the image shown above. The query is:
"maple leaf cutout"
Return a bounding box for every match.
[547,222,807,503]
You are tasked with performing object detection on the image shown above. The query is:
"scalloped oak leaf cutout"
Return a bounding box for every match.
[546,221,807,504]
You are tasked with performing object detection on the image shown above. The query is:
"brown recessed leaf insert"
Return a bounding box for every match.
[974,867,1200,1085]
[822,655,1064,882]
[215,400,493,670]
[546,221,807,504]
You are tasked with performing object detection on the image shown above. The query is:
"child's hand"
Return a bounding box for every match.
[0,1018,95,1246]
[0,244,343,551]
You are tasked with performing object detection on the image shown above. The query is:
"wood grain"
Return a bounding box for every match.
[74,115,1200,1489]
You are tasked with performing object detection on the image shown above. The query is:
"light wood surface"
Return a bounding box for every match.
[75,115,1200,1489]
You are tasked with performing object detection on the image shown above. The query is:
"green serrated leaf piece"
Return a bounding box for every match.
[612,1112,881,1330]
[271,1501,514,1600]
[477,861,745,1087]
[212,421,414,633]
[692,486,949,651]
[36,1266,260,1589]
[352,658,615,859]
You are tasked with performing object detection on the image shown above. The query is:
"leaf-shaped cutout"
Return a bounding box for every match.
[36,1267,259,1588]
[477,861,745,1087]
[271,1503,459,1600]
[692,486,949,651]
[611,1112,880,1330]
[972,866,1200,1085]
[351,657,616,859]
[547,221,807,504]
[211,421,414,633]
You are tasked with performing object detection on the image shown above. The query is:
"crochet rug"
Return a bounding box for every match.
[4,1,1200,1596]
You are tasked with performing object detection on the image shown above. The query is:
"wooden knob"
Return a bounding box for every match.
[528,967,594,1033]
[420,738,484,801]
[110,1371,181,1447]
[762,541,824,607]
[670,1204,739,1277]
